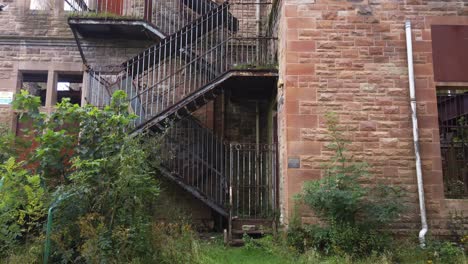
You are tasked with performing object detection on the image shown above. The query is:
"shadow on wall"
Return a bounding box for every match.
[153,178,215,231]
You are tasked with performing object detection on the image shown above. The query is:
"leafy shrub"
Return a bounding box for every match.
[0,90,161,263]
[46,92,159,262]
[0,158,47,257]
[0,237,44,264]
[425,240,466,264]
[296,112,404,257]
[0,123,15,164]
[302,225,332,254]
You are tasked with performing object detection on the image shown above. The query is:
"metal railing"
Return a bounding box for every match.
[160,116,278,218]
[228,143,277,219]
[438,91,468,199]
[65,0,219,35]
[85,69,112,108]
[87,1,277,127]
[161,116,228,208]
[81,1,279,218]
[84,1,277,130]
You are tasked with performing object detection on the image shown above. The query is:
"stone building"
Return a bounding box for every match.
[0,0,467,241]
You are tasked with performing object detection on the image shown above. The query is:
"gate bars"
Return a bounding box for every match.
[161,116,277,219]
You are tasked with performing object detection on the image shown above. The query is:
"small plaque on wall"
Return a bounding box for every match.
[288,157,300,168]
[0,92,13,105]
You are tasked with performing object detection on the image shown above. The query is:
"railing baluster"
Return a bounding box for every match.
[79,0,280,217]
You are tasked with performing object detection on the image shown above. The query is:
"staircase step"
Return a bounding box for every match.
[232,218,274,230]
[228,238,244,247]
[231,229,271,235]
[229,228,272,247]
[127,3,238,75]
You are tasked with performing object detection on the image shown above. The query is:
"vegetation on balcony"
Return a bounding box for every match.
[232,63,278,71]
[67,11,141,21]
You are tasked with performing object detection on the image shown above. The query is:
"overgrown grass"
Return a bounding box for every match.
[197,236,296,264]
[2,231,467,263]
[197,235,467,264]
[200,246,292,264]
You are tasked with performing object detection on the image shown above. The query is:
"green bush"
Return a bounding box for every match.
[0,158,47,257]
[425,240,466,264]
[0,237,44,264]
[0,123,15,164]
[46,92,160,262]
[296,112,404,257]
[0,90,161,263]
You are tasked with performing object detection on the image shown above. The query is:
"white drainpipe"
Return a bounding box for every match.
[405,20,428,247]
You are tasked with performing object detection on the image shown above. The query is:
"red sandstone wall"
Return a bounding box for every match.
[278,0,468,235]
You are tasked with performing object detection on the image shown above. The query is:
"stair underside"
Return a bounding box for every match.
[132,69,278,134]
[68,18,166,40]
[138,70,277,221]
[157,165,228,217]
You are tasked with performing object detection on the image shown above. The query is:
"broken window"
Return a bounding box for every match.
[437,89,468,198]
[57,73,83,106]
[64,0,89,11]
[21,72,47,106]
[30,0,53,10]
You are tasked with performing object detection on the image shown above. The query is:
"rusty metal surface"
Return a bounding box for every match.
[432,25,468,82]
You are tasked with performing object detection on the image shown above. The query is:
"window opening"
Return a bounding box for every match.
[64,0,89,11]
[437,88,468,198]
[21,72,47,106]
[57,73,83,106]
[30,0,53,10]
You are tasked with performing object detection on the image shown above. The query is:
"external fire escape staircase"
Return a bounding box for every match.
[68,0,279,239]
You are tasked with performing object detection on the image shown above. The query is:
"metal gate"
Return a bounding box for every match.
[228,143,277,219]
[437,90,468,198]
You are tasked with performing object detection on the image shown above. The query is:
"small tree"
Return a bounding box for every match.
[299,112,404,257]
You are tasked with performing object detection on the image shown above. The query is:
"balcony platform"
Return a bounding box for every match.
[68,17,166,40]
[133,69,278,133]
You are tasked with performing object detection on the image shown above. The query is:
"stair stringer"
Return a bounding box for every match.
[132,70,278,134]
[157,166,228,217]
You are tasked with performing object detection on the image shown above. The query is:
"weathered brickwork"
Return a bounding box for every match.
[0,0,154,128]
[278,0,468,235]
[0,0,71,38]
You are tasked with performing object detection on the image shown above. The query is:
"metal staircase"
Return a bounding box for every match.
[71,0,278,236]
[158,115,278,235]
[160,116,229,216]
